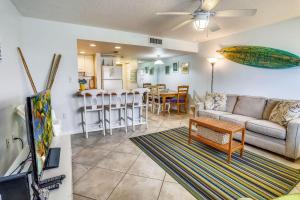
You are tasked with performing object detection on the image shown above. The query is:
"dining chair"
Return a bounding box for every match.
[80,89,106,138]
[157,83,166,91]
[168,85,189,114]
[104,89,128,135]
[127,88,150,131]
[152,86,170,115]
[143,83,152,88]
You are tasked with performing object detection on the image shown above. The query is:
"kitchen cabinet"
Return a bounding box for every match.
[77,55,95,76]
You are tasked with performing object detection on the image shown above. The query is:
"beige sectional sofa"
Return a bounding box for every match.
[195,95,300,160]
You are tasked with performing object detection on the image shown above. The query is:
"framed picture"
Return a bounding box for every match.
[172,62,178,72]
[145,66,149,74]
[150,67,154,75]
[181,62,189,74]
[165,66,170,75]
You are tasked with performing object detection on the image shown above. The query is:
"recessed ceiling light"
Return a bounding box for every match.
[115,46,121,49]
[80,51,85,54]
[89,44,96,47]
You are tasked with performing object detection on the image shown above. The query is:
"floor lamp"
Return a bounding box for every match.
[207,58,218,93]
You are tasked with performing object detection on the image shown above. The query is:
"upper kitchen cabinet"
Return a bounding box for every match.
[77,55,95,76]
[78,54,97,90]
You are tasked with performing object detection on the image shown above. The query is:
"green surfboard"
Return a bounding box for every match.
[217,46,300,69]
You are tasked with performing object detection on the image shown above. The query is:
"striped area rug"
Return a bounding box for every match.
[130,127,300,200]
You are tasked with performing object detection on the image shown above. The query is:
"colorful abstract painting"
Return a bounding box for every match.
[217,46,300,69]
[31,90,53,176]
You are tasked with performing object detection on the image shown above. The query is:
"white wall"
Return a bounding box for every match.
[138,62,159,86]
[198,17,300,99]
[0,0,30,175]
[156,54,210,95]
[20,17,198,134]
[137,54,211,99]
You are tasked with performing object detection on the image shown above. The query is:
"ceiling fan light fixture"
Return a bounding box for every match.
[193,15,209,31]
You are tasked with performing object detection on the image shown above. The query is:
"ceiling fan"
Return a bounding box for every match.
[156,0,257,32]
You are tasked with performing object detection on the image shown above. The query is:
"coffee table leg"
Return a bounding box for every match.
[240,128,246,158]
[188,120,192,144]
[228,134,233,163]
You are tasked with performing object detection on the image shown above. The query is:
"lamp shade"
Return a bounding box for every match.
[193,15,209,31]
[207,57,218,64]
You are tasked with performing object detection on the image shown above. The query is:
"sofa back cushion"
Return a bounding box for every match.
[226,95,238,113]
[233,96,267,119]
[263,99,281,120]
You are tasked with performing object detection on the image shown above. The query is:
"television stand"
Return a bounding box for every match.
[44,148,61,170]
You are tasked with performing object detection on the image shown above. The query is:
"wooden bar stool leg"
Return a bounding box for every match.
[132,108,135,131]
[83,109,88,139]
[124,108,128,134]
[102,110,106,136]
[109,108,112,135]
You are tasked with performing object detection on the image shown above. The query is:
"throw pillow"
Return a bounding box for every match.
[204,92,227,111]
[269,101,300,126]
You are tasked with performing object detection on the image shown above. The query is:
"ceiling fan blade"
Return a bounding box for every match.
[156,12,192,16]
[171,19,193,31]
[214,9,257,17]
[201,0,221,11]
[208,19,221,32]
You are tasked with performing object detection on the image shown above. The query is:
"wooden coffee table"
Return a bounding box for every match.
[188,117,246,163]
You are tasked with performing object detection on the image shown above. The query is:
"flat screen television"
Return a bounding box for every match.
[25,90,54,184]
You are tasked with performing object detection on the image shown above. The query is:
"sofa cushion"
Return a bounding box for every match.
[234,130,286,156]
[269,101,300,126]
[233,96,266,119]
[199,110,231,120]
[204,92,227,111]
[226,95,238,113]
[220,114,256,127]
[263,99,281,120]
[246,120,286,140]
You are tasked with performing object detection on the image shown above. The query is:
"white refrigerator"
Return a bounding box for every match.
[102,66,123,90]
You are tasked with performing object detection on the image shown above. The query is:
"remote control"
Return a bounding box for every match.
[39,174,66,185]
[46,183,59,191]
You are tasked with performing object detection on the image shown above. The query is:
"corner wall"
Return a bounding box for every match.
[197,17,300,99]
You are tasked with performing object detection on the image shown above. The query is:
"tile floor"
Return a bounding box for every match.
[72,112,300,200]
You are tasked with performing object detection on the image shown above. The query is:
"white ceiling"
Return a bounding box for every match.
[11,0,300,42]
[77,40,192,60]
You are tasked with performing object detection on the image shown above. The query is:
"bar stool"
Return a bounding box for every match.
[127,88,150,131]
[80,89,106,138]
[104,90,128,135]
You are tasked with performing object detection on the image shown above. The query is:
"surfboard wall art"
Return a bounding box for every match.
[217,46,300,69]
